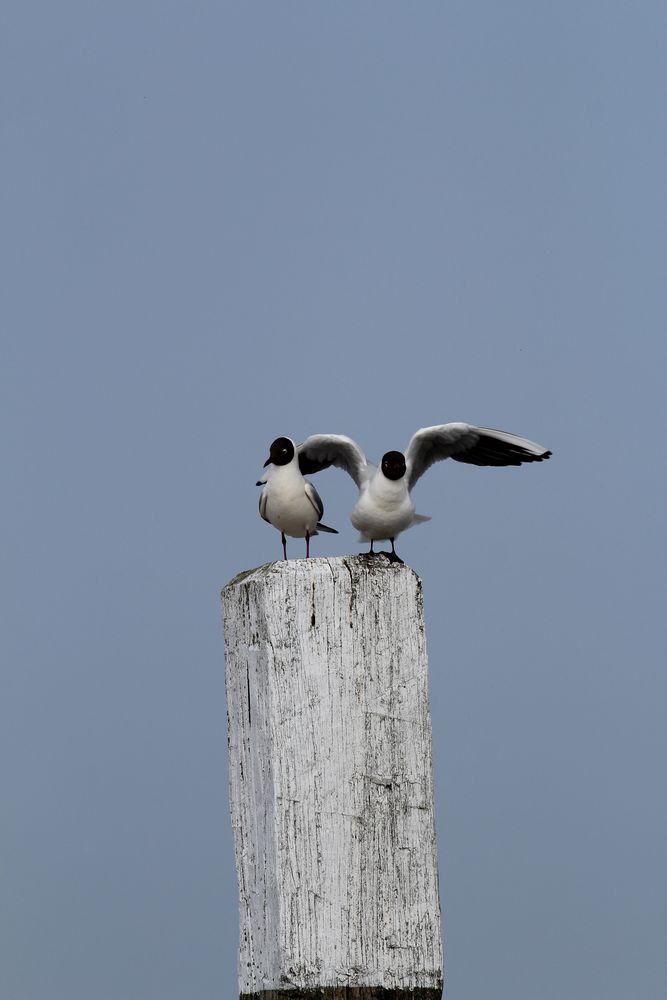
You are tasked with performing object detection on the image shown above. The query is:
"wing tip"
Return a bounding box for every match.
[527,447,552,462]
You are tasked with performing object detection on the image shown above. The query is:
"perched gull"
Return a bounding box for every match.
[296,423,552,562]
[256,437,338,560]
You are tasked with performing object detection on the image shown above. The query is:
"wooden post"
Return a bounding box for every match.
[222,556,443,999]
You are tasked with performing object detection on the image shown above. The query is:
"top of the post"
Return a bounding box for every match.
[222,554,420,596]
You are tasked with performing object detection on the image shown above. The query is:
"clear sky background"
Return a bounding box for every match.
[2,3,665,999]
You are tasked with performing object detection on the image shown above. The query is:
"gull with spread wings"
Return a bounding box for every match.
[292,423,552,563]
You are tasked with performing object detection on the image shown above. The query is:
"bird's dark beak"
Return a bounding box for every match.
[263,456,272,467]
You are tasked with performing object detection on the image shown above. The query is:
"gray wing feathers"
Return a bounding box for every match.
[258,488,270,522]
[304,480,324,520]
[298,434,369,489]
[304,481,339,534]
[405,423,552,489]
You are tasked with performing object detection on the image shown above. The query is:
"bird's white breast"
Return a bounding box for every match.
[350,474,415,541]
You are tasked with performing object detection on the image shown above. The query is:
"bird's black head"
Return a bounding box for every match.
[264,436,295,467]
[381,450,407,481]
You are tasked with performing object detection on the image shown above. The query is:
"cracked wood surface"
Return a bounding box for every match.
[222,556,443,998]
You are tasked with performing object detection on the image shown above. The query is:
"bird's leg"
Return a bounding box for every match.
[368,539,375,556]
[386,537,404,564]
[305,531,310,559]
[281,532,287,560]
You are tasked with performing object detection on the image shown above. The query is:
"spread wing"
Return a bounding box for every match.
[405,423,552,490]
[297,434,370,489]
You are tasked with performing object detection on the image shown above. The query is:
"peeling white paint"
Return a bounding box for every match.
[222,556,443,996]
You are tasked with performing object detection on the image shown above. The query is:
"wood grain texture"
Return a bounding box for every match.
[240,989,442,999]
[222,556,443,998]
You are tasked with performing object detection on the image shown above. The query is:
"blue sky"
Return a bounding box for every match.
[2,3,665,999]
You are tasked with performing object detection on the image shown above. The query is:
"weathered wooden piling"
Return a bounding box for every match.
[222,555,443,999]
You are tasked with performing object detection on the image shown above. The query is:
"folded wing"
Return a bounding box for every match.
[405,423,552,490]
[258,488,270,522]
[304,480,324,521]
[297,434,370,489]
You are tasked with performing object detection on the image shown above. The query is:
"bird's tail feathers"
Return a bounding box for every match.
[412,513,431,525]
[316,522,338,534]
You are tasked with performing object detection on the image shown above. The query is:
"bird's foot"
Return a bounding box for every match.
[379,549,404,564]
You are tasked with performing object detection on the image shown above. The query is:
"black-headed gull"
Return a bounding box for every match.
[256,437,338,560]
[295,423,552,562]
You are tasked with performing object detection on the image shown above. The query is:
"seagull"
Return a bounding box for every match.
[256,436,338,560]
[295,423,552,563]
